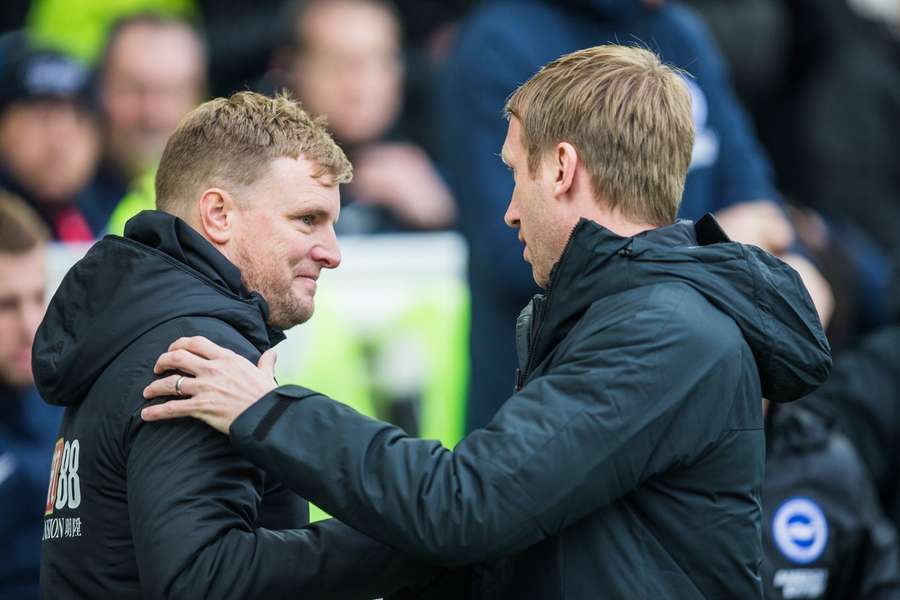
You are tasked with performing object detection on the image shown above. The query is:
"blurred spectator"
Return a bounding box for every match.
[280,0,456,233]
[801,321,900,531]
[683,0,897,344]
[438,0,829,431]
[24,0,195,63]
[762,403,900,599]
[0,35,101,241]
[194,0,291,97]
[681,0,789,116]
[773,0,900,258]
[95,13,207,219]
[0,191,61,600]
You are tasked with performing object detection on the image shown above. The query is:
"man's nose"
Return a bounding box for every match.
[503,200,520,229]
[312,228,342,269]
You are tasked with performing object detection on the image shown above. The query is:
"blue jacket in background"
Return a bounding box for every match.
[437,0,779,430]
[0,384,61,599]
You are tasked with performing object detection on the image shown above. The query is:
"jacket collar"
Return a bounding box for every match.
[124,211,285,347]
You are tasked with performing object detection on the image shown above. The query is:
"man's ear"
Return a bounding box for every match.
[552,142,579,201]
[197,188,237,245]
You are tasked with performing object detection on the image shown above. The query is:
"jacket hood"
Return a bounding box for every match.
[529,216,831,403]
[33,211,284,407]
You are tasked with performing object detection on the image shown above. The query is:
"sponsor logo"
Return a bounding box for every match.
[42,516,83,541]
[773,497,828,564]
[773,568,828,599]
[44,438,81,516]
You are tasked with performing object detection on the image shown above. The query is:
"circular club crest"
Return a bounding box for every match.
[773,497,828,564]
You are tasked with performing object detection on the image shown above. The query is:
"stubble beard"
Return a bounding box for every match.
[236,243,313,330]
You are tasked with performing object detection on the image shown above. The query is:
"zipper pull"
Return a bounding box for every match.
[514,368,524,392]
[617,246,633,257]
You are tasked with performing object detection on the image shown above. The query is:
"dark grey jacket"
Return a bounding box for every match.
[230,216,832,599]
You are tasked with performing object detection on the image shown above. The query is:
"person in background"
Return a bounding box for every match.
[0,35,101,241]
[800,320,900,533]
[280,0,455,233]
[0,191,61,600]
[438,0,832,432]
[95,13,207,226]
[763,399,900,599]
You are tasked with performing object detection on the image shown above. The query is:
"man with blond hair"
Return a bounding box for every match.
[142,46,832,598]
[35,91,431,599]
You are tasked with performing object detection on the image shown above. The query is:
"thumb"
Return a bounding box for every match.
[258,349,278,377]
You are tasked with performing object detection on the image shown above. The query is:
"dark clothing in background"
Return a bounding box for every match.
[801,326,900,530]
[763,406,900,599]
[34,211,431,599]
[227,217,830,599]
[0,384,62,600]
[680,0,789,114]
[438,0,779,431]
[0,168,101,242]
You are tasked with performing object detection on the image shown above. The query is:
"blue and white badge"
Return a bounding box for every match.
[773,498,829,564]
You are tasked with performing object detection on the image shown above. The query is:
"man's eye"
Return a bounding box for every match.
[297,215,315,226]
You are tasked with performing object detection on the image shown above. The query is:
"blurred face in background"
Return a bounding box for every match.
[0,99,100,204]
[290,0,403,145]
[101,21,206,178]
[0,247,46,387]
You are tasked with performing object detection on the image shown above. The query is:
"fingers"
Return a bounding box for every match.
[257,349,277,377]
[140,399,201,422]
[143,374,192,400]
[168,336,229,360]
[154,348,209,375]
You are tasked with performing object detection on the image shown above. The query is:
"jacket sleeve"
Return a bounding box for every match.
[127,403,440,599]
[230,295,743,565]
[125,322,436,599]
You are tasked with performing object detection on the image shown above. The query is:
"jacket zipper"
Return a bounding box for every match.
[521,221,584,381]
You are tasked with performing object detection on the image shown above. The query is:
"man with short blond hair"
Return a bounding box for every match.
[504,45,693,227]
[142,46,831,598]
[155,91,352,217]
[35,91,429,599]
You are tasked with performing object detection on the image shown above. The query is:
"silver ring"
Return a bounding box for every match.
[175,375,185,396]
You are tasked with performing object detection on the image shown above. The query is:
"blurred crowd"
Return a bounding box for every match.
[1,0,899,598]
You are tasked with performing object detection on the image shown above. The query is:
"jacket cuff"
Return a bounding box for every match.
[230,385,320,443]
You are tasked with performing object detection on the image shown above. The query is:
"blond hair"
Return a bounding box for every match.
[156,91,352,212]
[505,45,694,226]
[0,190,50,253]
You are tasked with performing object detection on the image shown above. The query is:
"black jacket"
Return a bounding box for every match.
[763,406,900,599]
[34,211,430,599]
[800,326,900,529]
[227,217,832,599]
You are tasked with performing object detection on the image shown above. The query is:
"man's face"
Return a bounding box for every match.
[231,156,342,330]
[502,117,572,288]
[291,1,403,145]
[0,247,46,387]
[101,23,205,177]
[0,100,100,203]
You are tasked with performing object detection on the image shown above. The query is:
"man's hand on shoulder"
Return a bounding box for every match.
[140,336,278,434]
